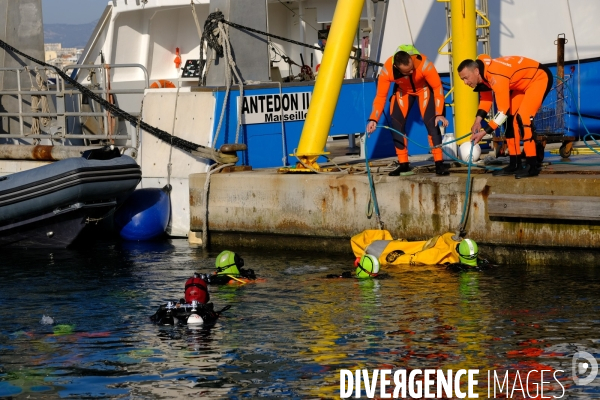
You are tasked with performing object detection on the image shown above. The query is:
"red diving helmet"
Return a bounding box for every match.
[184,273,209,304]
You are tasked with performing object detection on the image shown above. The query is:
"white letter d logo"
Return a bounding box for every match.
[573,351,598,386]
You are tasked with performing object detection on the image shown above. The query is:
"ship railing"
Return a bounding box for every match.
[0,64,148,144]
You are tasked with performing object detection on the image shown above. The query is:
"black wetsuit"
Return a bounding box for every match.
[325,272,388,279]
[206,268,257,285]
[446,258,493,272]
[150,302,230,325]
[325,271,355,279]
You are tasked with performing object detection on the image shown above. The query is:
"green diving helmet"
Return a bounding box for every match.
[355,254,380,279]
[215,250,244,275]
[456,239,479,267]
[396,44,420,55]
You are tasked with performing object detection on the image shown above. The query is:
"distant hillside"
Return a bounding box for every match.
[44,20,97,48]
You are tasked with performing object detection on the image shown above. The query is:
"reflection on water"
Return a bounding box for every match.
[1,239,600,398]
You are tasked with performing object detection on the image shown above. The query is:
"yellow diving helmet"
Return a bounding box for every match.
[215,250,244,275]
[355,254,380,279]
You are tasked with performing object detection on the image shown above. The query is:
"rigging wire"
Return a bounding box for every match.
[566,0,581,135]
[401,0,414,46]
[277,0,319,32]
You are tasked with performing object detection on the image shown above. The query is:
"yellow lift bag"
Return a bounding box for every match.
[351,230,462,266]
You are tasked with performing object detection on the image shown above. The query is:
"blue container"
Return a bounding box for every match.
[114,186,170,241]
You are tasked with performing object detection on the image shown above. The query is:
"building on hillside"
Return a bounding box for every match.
[44,43,83,78]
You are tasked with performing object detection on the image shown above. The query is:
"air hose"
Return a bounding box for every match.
[376,125,480,238]
[362,133,384,230]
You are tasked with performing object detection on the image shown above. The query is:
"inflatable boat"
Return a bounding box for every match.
[0,147,141,248]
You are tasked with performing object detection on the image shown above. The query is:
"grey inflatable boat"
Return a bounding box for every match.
[0,147,141,248]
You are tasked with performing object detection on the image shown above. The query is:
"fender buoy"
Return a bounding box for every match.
[150,79,176,89]
[114,186,171,241]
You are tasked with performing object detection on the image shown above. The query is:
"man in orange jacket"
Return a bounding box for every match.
[457,55,553,178]
[366,50,449,176]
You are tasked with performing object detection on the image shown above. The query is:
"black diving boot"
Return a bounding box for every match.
[389,162,410,176]
[492,155,521,176]
[435,161,450,176]
[515,156,540,179]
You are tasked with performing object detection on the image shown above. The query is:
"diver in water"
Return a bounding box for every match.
[445,239,492,272]
[326,254,381,279]
[205,250,257,285]
[150,272,230,325]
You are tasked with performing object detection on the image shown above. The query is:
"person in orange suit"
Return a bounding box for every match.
[457,55,553,178]
[366,50,449,176]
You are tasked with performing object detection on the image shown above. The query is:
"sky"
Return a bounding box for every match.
[42,0,109,25]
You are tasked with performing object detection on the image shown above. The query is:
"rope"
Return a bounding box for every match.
[26,67,51,140]
[36,70,51,128]
[208,21,244,146]
[25,67,40,138]
[401,0,415,46]
[0,38,232,163]
[201,162,235,248]
[223,24,244,144]
[190,0,203,41]
[201,11,383,69]
[167,84,182,188]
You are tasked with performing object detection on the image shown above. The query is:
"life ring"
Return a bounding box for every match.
[150,79,176,89]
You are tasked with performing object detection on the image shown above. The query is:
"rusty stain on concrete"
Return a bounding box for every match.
[32,145,55,161]
[480,185,490,201]
[341,184,349,201]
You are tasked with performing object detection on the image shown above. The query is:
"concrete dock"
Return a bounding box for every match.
[189,144,600,266]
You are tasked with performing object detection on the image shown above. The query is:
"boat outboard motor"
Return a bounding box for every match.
[82,145,121,160]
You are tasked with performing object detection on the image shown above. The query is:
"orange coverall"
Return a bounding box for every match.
[475,55,553,157]
[369,54,446,163]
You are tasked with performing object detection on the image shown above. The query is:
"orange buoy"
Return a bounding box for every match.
[150,79,176,89]
[174,47,182,69]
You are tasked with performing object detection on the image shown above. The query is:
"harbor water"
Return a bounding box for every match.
[1,238,600,399]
